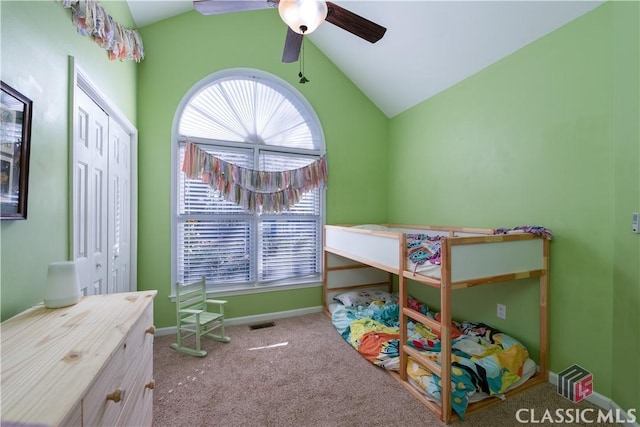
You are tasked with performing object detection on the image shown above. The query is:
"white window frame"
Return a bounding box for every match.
[171,68,326,297]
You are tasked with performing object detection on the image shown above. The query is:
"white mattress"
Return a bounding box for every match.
[328,302,341,314]
[408,260,441,279]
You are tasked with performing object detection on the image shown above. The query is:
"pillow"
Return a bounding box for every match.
[455,321,502,344]
[434,312,463,339]
[333,290,396,307]
[407,295,431,316]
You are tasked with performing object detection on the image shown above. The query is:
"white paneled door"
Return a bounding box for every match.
[108,118,131,294]
[73,87,132,296]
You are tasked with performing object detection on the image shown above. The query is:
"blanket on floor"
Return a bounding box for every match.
[331,298,529,419]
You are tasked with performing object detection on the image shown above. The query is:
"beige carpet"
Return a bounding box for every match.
[153,312,611,427]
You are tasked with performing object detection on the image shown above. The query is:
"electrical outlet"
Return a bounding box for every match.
[497,303,507,320]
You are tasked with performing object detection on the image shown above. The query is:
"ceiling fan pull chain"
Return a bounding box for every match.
[298,29,310,84]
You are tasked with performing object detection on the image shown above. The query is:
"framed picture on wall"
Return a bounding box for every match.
[1,81,32,220]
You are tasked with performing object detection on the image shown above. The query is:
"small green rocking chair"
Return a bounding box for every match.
[171,277,230,357]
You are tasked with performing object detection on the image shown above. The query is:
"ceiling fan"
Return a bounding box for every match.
[193,0,387,63]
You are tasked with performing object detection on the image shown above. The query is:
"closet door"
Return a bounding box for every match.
[73,89,109,296]
[107,119,131,294]
[73,85,134,296]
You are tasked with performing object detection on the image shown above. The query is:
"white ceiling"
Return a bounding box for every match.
[127,0,604,117]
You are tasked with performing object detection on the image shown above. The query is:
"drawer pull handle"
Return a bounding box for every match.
[106,388,123,403]
[145,380,155,390]
[145,326,156,335]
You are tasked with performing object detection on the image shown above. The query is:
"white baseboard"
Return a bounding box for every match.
[155,305,324,337]
[549,371,639,427]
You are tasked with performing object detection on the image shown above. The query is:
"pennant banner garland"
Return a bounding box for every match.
[61,0,144,62]
[182,141,328,213]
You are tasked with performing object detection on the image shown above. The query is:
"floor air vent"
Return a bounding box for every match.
[249,321,275,330]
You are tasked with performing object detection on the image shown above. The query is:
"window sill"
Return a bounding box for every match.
[169,275,322,301]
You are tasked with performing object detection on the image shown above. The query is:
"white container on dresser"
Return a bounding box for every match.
[0,290,157,426]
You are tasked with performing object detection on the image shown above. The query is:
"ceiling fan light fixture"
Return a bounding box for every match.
[278,0,328,35]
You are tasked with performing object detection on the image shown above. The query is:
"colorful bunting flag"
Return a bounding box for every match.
[61,0,144,62]
[182,141,328,213]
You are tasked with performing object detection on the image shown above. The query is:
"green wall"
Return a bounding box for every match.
[611,0,640,412]
[0,0,137,320]
[136,9,389,328]
[388,2,639,411]
[2,0,637,413]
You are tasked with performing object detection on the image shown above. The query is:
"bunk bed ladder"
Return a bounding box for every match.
[398,233,453,423]
[539,238,550,379]
[440,237,453,423]
[398,233,408,382]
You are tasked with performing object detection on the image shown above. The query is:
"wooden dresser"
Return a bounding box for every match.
[0,290,157,426]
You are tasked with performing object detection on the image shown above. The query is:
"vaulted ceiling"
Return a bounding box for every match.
[127,0,604,117]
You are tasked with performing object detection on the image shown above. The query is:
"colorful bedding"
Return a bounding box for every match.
[331,297,530,419]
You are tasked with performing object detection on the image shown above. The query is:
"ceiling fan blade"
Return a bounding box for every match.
[194,0,278,16]
[282,28,303,63]
[325,2,386,44]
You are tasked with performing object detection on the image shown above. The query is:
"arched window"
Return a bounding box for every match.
[173,69,326,293]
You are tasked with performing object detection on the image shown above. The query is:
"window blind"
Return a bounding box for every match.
[175,70,325,291]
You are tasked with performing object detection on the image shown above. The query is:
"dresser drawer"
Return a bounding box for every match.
[123,302,155,374]
[117,345,154,427]
[82,303,155,426]
[81,340,131,425]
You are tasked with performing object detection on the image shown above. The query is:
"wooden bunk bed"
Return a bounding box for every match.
[322,224,550,424]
